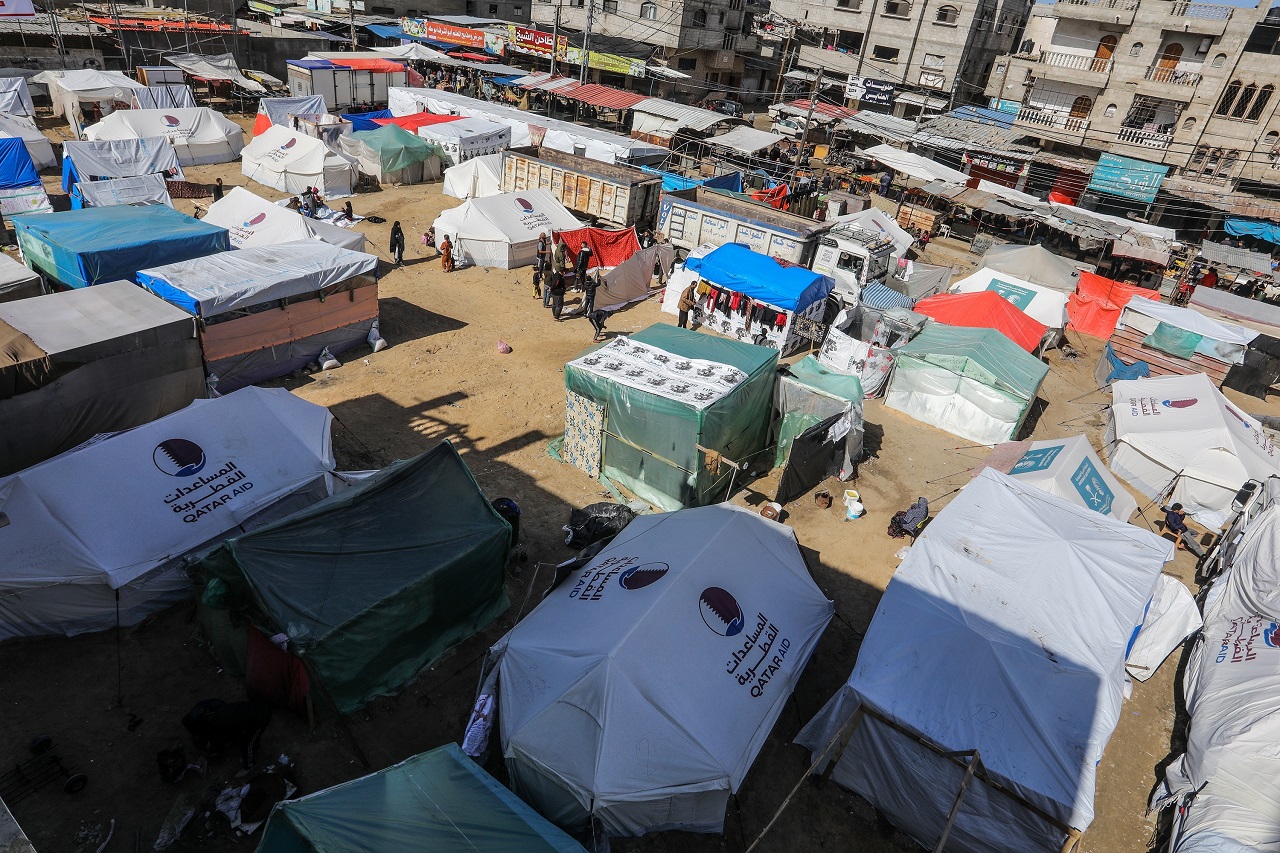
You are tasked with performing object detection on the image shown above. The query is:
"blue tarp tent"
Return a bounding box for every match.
[0,137,39,190]
[341,109,392,131]
[685,242,833,312]
[12,206,229,290]
[1224,217,1280,245]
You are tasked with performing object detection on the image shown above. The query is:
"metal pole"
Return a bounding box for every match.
[771,26,793,102]
[48,0,69,69]
[349,0,356,49]
[579,0,592,83]
[549,3,560,75]
[182,0,190,52]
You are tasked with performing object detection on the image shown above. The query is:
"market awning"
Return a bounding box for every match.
[1110,241,1171,265]
[706,125,784,154]
[894,92,947,110]
[567,83,647,110]
[453,52,495,62]
[326,57,405,72]
[1199,240,1273,272]
[645,65,691,80]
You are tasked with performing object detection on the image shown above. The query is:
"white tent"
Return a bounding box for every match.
[417,116,510,165]
[31,69,146,137]
[62,137,184,187]
[797,469,1172,853]
[241,124,358,199]
[0,387,337,640]
[432,189,579,269]
[84,107,245,166]
[0,112,53,169]
[442,152,503,199]
[863,143,969,184]
[1003,434,1138,522]
[1105,372,1280,528]
[982,244,1092,294]
[71,173,173,208]
[202,186,366,252]
[131,84,197,110]
[495,503,834,836]
[950,267,1070,331]
[1116,297,1257,366]
[253,94,326,135]
[0,77,34,117]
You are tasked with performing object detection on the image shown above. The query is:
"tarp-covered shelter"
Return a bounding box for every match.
[164,52,265,94]
[775,355,863,504]
[797,468,1172,853]
[431,189,579,269]
[338,123,441,185]
[915,290,1049,353]
[340,108,392,131]
[885,324,1049,445]
[1067,271,1159,340]
[61,137,184,191]
[31,69,145,137]
[0,280,204,475]
[1105,372,1280,528]
[705,125,784,155]
[202,186,366,252]
[241,124,358,199]
[863,143,969,184]
[257,744,586,852]
[372,111,459,133]
[0,250,42,303]
[981,244,1091,294]
[416,115,511,165]
[196,441,510,714]
[0,77,35,117]
[998,434,1137,522]
[0,137,41,204]
[84,107,245,166]
[949,267,1069,332]
[131,84,197,110]
[0,387,336,640]
[70,173,173,209]
[1107,295,1256,387]
[563,325,777,510]
[495,503,833,835]
[252,94,326,136]
[442,152,502,199]
[0,113,53,169]
[137,240,379,393]
[12,204,229,290]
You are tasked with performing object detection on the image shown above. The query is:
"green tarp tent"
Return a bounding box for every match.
[197,441,510,714]
[257,743,585,853]
[775,355,864,468]
[339,123,442,185]
[563,324,777,511]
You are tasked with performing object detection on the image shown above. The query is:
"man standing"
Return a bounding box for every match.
[551,239,568,303]
[211,177,224,202]
[535,232,550,300]
[575,241,593,292]
[549,267,567,320]
[582,268,600,316]
[677,281,697,329]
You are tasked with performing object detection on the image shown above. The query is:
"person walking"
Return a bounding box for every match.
[574,241,593,292]
[211,177,224,202]
[550,239,568,304]
[389,221,405,266]
[549,267,567,319]
[582,268,600,316]
[677,281,697,329]
[439,235,454,272]
[535,232,550,299]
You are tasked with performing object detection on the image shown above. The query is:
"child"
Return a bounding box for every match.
[1165,503,1189,550]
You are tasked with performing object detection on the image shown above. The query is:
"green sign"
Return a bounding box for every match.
[987,278,1036,311]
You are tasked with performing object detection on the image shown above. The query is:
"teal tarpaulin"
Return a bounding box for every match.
[1085,153,1168,204]
[1225,217,1280,245]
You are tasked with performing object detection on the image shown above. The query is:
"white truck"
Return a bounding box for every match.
[808,224,896,305]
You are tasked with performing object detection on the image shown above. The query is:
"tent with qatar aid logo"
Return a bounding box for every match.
[83,107,245,166]
[241,124,358,199]
[201,186,366,252]
[431,189,579,269]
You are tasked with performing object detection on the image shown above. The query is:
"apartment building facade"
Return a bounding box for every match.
[984,0,1280,192]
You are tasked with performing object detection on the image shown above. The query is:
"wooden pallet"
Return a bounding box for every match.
[1107,324,1230,386]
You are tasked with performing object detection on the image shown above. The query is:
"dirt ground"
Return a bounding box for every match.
[2,113,1273,853]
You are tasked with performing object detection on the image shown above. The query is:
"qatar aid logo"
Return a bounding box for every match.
[1162,398,1197,409]
[243,212,268,229]
[618,562,668,590]
[700,586,745,636]
[162,114,181,128]
[1267,623,1280,648]
[153,439,207,477]
[280,137,298,151]
[516,196,534,212]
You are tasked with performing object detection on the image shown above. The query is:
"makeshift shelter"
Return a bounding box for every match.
[495,503,833,835]
[949,267,1069,332]
[252,94,326,136]
[864,143,970,184]
[914,290,1049,353]
[884,260,950,302]
[12,205,229,290]
[775,356,863,504]
[1067,271,1159,340]
[1186,287,1280,400]
[1105,296,1256,387]
[563,325,777,510]
[202,186,367,252]
[137,240,379,393]
[981,243,1091,294]
[241,125,359,199]
[257,744,585,852]
[338,123,442,185]
[0,137,46,218]
[992,434,1138,522]
[31,69,145,136]
[70,173,173,209]
[373,111,460,133]
[61,137,184,191]
[553,225,669,312]
[0,113,54,169]
[416,115,511,165]
[885,324,1049,445]
[0,251,42,303]
[442,152,503,199]
[84,108,245,166]
[0,281,204,475]
[0,77,35,116]
[705,126,785,155]
[0,387,336,640]
[431,189,579,269]
[196,441,509,714]
[683,242,835,355]
[131,84,197,110]
[1105,372,1280,528]
[164,52,265,94]
[340,108,392,131]
[796,468,1172,853]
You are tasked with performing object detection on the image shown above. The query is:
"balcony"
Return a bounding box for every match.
[1015,106,1090,137]
[1118,126,1172,147]
[1168,0,1232,35]
[1053,0,1137,25]
[1034,50,1113,86]
[1143,65,1202,86]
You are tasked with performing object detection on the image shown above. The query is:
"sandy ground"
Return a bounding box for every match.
[3,113,1276,853]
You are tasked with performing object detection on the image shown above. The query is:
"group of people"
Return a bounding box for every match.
[532,232,610,340]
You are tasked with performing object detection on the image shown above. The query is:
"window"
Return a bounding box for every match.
[935,4,958,23]
[836,252,865,277]
[1216,80,1242,116]
[602,0,616,10]
[883,0,910,16]
[1182,116,1196,130]
[514,3,523,11]
[1249,84,1274,121]
[1069,95,1092,117]
[1211,53,1226,67]
[721,32,736,48]
[998,14,1009,33]
[677,57,696,69]
[1104,103,1117,117]
[1266,130,1280,148]
[488,3,497,13]
[717,9,724,23]
[835,29,862,52]
[692,8,706,26]
[640,1,656,17]
[872,44,900,61]
[1232,83,1258,119]
[1129,42,1143,57]
[837,0,863,10]
[1196,37,1211,55]
[923,52,944,68]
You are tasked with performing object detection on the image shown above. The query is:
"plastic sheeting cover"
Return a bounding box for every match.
[71,173,172,209]
[892,323,1048,400]
[61,137,184,191]
[686,243,833,313]
[0,137,38,189]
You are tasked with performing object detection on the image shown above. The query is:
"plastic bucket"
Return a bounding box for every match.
[843,489,864,520]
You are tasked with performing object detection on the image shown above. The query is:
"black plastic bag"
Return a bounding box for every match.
[563,502,636,549]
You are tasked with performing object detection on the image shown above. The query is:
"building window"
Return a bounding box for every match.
[677,57,696,69]
[923,52,944,68]
[1248,84,1275,121]
[883,0,910,16]
[692,8,707,26]
[935,4,958,23]
[1104,103,1117,117]
[716,9,724,23]
[835,29,863,52]
[1211,52,1226,67]
[1216,80,1242,116]
[641,0,657,17]
[1265,130,1280,148]
[1182,116,1196,130]
[602,0,617,10]
[1129,42,1142,57]
[514,3,523,11]
[1232,83,1258,119]
[488,3,497,12]
[872,44,900,61]
[837,0,863,9]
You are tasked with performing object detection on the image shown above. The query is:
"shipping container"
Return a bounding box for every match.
[500,146,662,229]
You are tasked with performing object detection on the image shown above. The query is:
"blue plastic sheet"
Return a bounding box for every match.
[685,243,832,312]
[639,166,742,193]
[0,137,38,190]
[1225,217,1280,245]
[341,109,392,131]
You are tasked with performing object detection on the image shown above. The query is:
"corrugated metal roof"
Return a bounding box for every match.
[774,99,857,122]
[912,115,1037,158]
[841,111,915,143]
[569,83,647,110]
[1200,240,1273,272]
[0,13,102,35]
[631,98,732,132]
[1161,175,1280,223]
[707,125,785,154]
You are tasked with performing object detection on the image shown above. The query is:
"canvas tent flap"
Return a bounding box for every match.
[0,137,37,189]
[83,108,245,166]
[949,268,1069,330]
[202,186,364,252]
[0,112,55,169]
[685,243,833,313]
[0,77,34,116]
[137,240,377,317]
[253,95,326,135]
[1125,573,1201,682]
[131,84,197,110]
[61,137,184,191]
[71,173,172,209]
[339,123,441,183]
[163,52,264,93]
[796,469,1172,852]
[498,504,834,836]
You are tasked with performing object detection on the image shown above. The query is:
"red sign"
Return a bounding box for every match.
[401,17,485,48]
[507,24,565,58]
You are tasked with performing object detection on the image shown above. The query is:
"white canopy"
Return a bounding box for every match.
[164,52,265,93]
[84,107,245,166]
[241,124,358,199]
[1004,434,1137,521]
[442,152,503,200]
[1105,372,1280,528]
[706,125,784,154]
[131,84,197,110]
[950,267,1070,330]
[797,468,1172,852]
[0,387,336,640]
[863,143,969,184]
[417,116,510,165]
[496,503,833,836]
[73,173,173,208]
[0,112,53,169]
[432,189,579,269]
[31,69,146,137]
[0,77,34,117]
[202,186,367,252]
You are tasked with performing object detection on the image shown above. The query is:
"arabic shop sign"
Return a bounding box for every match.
[401,17,486,48]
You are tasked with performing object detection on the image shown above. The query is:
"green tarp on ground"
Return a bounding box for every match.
[257,743,585,853]
[565,324,777,511]
[197,441,510,714]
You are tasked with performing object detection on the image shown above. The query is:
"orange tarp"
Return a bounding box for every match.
[915,291,1049,353]
[373,112,462,132]
[1067,272,1160,339]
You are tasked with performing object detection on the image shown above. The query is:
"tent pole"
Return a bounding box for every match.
[115,589,123,708]
[298,655,371,769]
[933,750,980,853]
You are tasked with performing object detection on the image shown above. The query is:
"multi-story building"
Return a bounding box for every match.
[769,0,1031,112]
[985,0,1280,195]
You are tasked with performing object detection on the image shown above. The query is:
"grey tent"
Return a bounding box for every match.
[0,252,43,303]
[981,244,1094,294]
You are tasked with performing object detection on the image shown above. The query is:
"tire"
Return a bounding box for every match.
[64,774,87,794]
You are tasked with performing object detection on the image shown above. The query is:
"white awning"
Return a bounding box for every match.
[894,92,947,109]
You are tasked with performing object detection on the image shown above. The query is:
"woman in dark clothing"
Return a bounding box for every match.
[390,221,405,266]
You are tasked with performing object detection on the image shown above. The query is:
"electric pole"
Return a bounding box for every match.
[580,0,593,83]
[550,3,560,75]
[349,0,356,50]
